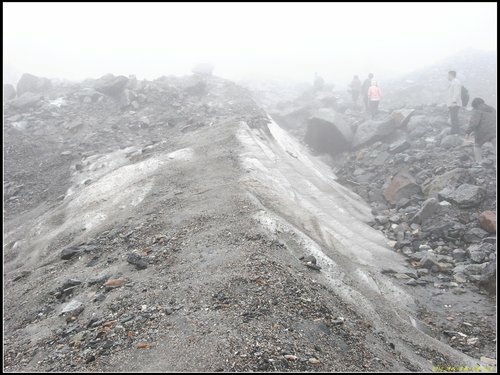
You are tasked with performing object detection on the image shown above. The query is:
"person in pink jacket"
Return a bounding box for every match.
[367,80,382,118]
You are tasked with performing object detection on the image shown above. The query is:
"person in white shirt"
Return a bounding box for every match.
[447,70,462,134]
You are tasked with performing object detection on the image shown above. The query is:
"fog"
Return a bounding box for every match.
[3,2,497,87]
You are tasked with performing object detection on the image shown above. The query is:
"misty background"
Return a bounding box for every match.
[3,2,497,89]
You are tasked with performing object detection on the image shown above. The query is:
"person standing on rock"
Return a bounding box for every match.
[362,73,374,112]
[349,75,362,106]
[367,80,382,119]
[446,70,462,134]
[467,97,497,162]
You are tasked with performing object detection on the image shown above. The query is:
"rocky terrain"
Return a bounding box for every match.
[3,71,497,373]
[264,83,497,370]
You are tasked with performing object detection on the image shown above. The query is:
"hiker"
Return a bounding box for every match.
[349,75,362,105]
[367,80,382,118]
[447,70,462,134]
[313,72,325,91]
[362,73,374,111]
[466,97,497,163]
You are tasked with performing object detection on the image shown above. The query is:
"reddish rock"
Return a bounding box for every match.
[383,171,422,205]
[479,211,496,233]
[103,278,125,289]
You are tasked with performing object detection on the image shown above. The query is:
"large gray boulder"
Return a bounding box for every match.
[271,106,311,130]
[93,74,129,97]
[422,168,468,197]
[16,73,52,96]
[9,92,42,109]
[304,108,353,155]
[352,116,397,149]
[442,184,486,208]
[412,198,440,224]
[4,83,16,100]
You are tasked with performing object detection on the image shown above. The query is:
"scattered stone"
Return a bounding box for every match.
[452,249,467,262]
[444,184,486,208]
[375,215,389,225]
[305,263,322,271]
[389,139,411,153]
[93,294,106,302]
[103,278,126,289]
[87,273,109,285]
[467,244,488,263]
[422,168,468,197]
[419,252,440,270]
[479,211,496,233]
[11,270,31,282]
[136,342,151,349]
[463,227,489,243]
[127,253,148,270]
[60,300,84,315]
[308,358,321,364]
[61,279,82,290]
[383,171,422,204]
[60,246,83,260]
[301,255,317,264]
[284,355,298,361]
[412,198,440,224]
[416,268,430,276]
[478,261,496,295]
[331,317,345,325]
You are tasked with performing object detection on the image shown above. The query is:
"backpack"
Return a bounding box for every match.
[461,86,469,107]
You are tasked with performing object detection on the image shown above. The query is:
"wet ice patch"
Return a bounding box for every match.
[237,118,412,276]
[49,97,66,107]
[13,147,194,268]
[167,147,194,160]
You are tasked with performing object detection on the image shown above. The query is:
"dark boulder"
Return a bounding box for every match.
[304,108,353,156]
[94,74,129,98]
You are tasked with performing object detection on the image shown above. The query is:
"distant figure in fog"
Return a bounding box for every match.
[362,73,374,111]
[313,72,325,91]
[349,75,362,106]
[467,97,497,163]
[446,70,462,134]
[367,80,382,118]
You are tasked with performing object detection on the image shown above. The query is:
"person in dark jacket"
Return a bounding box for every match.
[467,97,496,162]
[362,73,374,112]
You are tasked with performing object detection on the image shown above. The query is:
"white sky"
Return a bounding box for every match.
[3,2,497,86]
